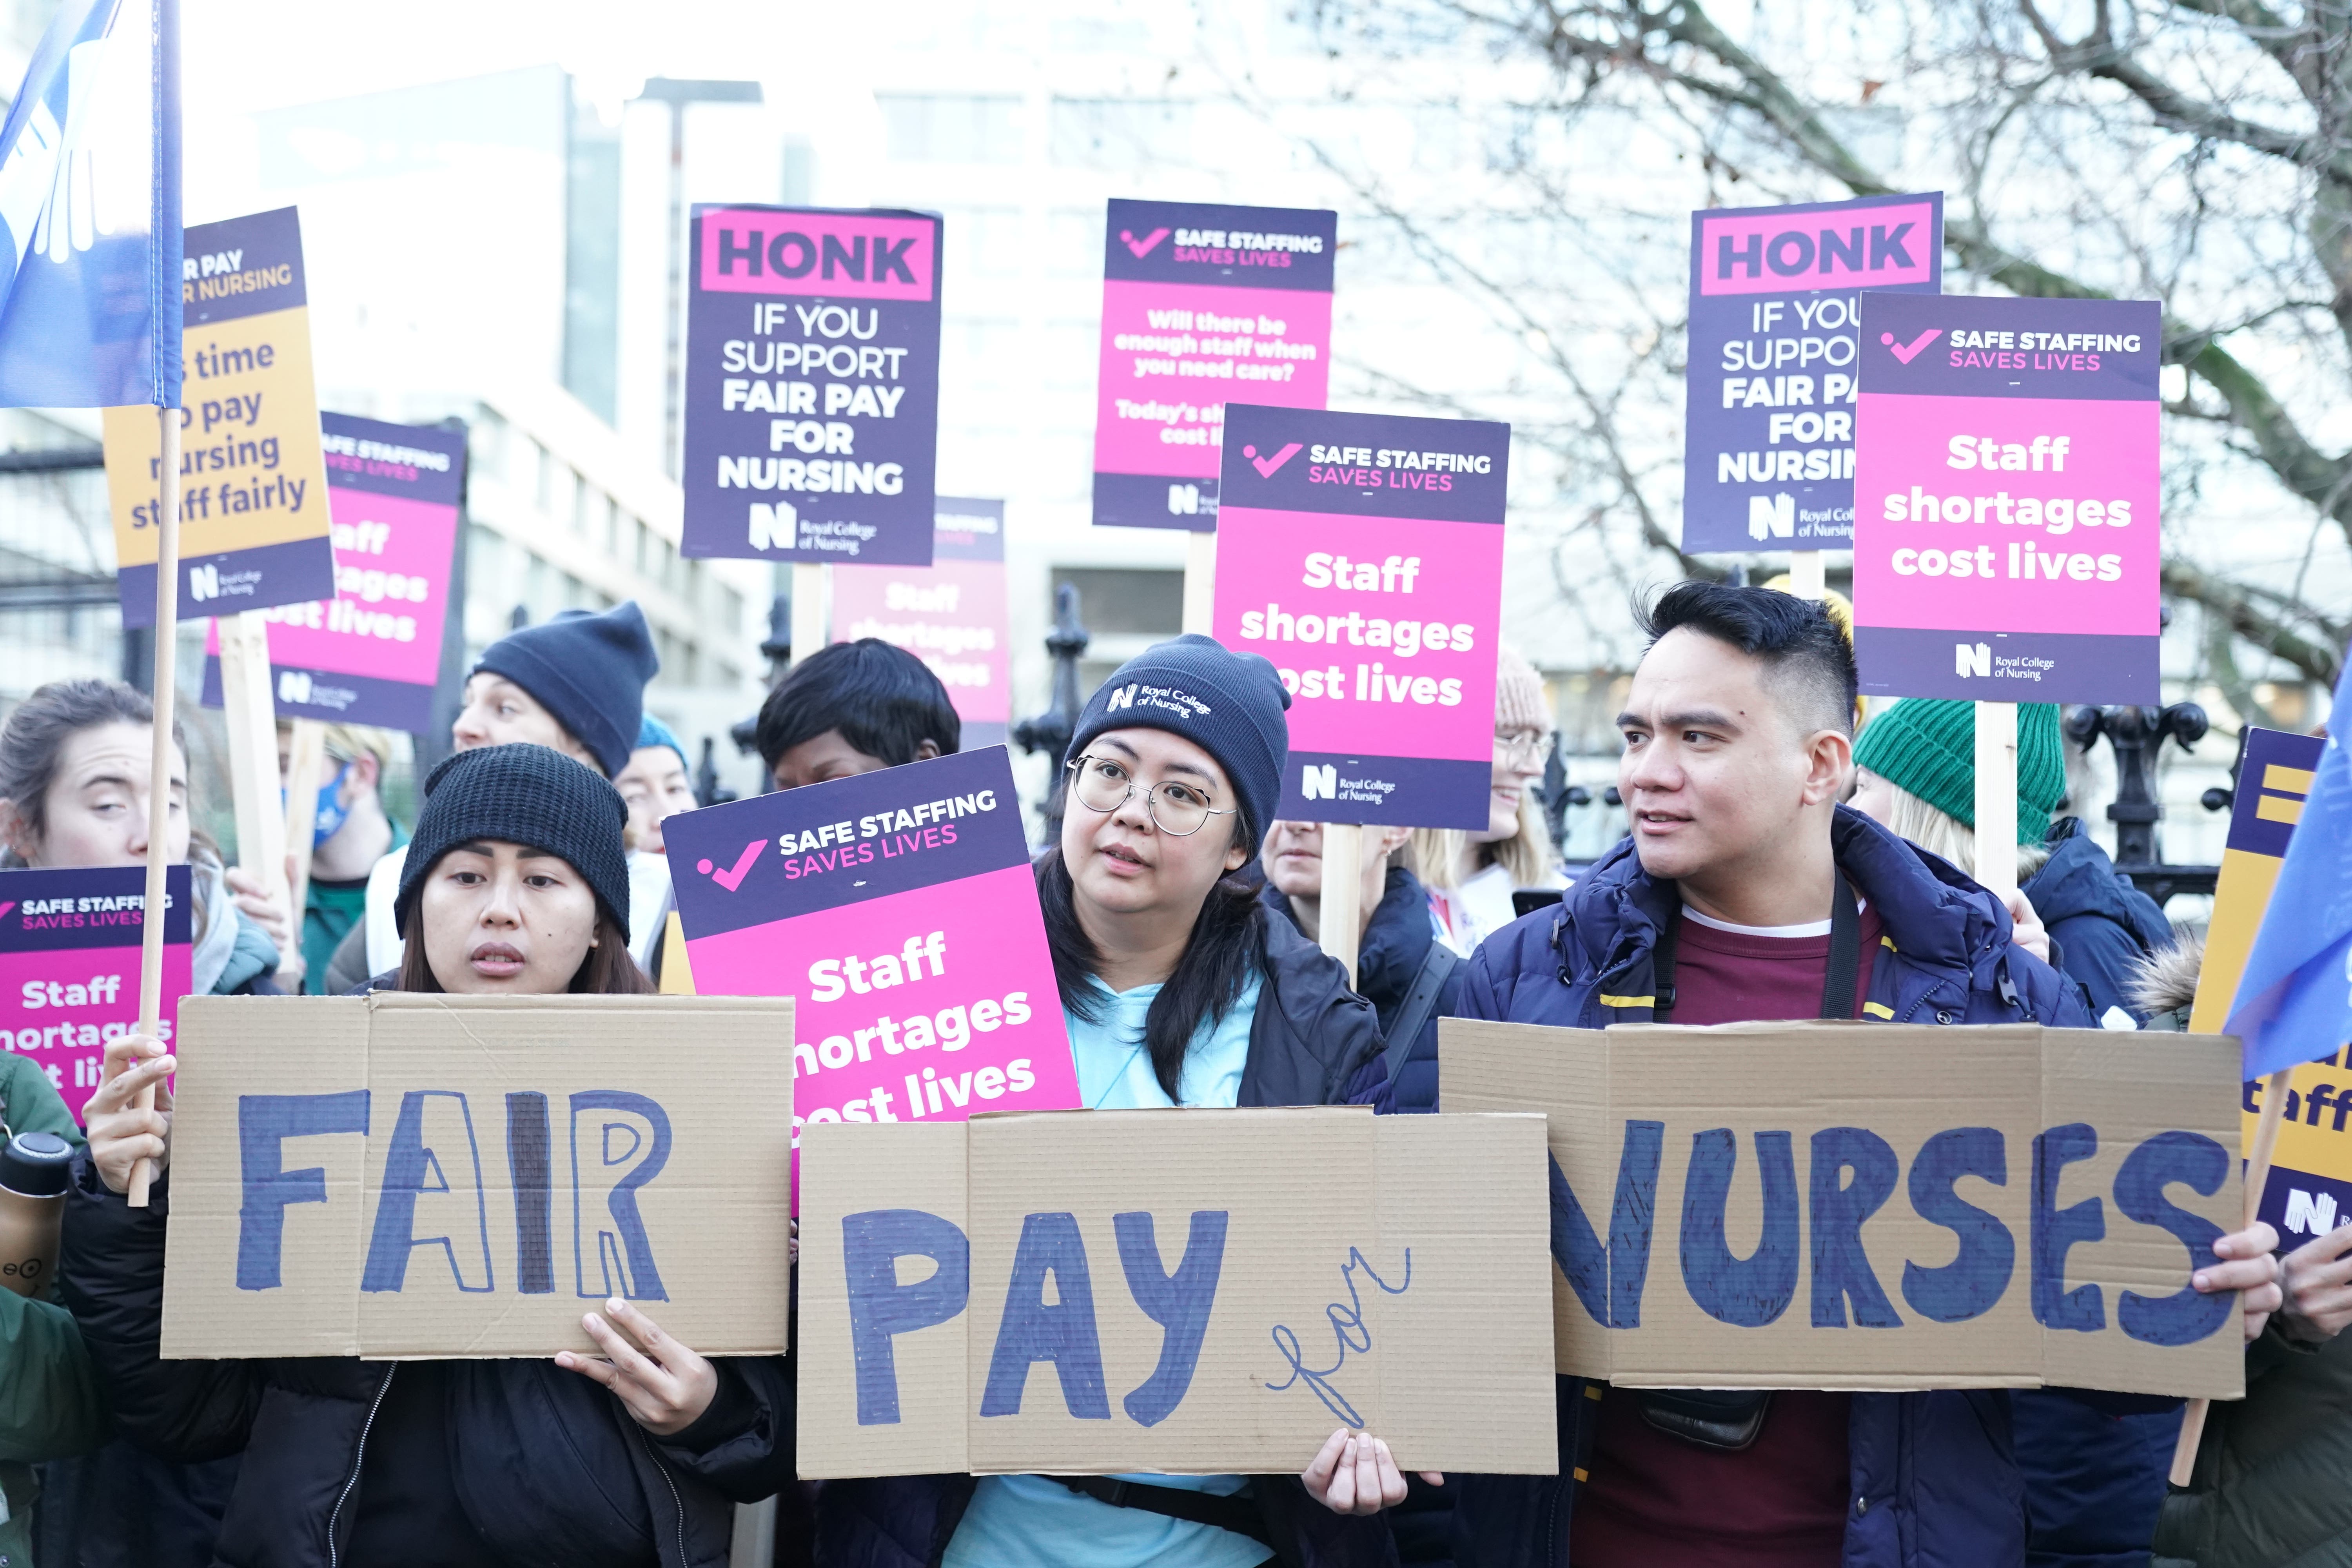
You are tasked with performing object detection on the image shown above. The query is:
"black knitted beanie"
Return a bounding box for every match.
[394,744,632,937]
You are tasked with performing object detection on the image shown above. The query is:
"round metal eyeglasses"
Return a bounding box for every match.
[1066,754,1237,837]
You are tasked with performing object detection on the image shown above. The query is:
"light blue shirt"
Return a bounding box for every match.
[943,972,1268,1568]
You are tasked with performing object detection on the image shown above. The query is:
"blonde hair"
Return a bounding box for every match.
[1859,768,2050,884]
[1405,789,1553,894]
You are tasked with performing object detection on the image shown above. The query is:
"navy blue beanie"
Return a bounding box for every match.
[1065,634,1290,846]
[471,602,659,777]
[396,744,632,938]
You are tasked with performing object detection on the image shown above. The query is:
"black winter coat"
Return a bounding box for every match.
[2024,817,2174,1024]
[1260,868,1458,1114]
[58,1156,793,1568]
[813,909,1398,1568]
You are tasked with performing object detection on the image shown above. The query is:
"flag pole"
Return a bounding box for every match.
[128,405,180,1207]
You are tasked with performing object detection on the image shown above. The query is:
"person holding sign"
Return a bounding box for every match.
[61,743,792,1568]
[1406,649,1566,956]
[819,634,1404,1568]
[1435,584,2279,1568]
[752,636,963,791]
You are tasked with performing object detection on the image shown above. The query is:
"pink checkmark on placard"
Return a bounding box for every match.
[1245,442,1303,477]
[1883,328,1942,364]
[1121,227,1170,258]
[695,840,768,893]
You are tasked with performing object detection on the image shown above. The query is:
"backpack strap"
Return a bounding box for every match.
[1055,1476,1274,1547]
[1383,940,1462,1092]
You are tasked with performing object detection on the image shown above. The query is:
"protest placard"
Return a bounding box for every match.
[160,991,793,1359]
[1093,199,1336,531]
[0,865,191,1114]
[197,414,466,732]
[104,208,336,625]
[796,1107,1558,1477]
[1851,293,2161,702]
[681,204,942,565]
[1211,404,1510,829]
[662,747,1077,1207]
[1682,193,1943,553]
[831,497,1009,749]
[1443,1018,2245,1398]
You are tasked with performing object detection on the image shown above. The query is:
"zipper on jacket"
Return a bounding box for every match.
[327,1365,396,1568]
[634,1425,690,1568]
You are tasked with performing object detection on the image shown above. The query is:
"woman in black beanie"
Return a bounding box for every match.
[63,744,792,1568]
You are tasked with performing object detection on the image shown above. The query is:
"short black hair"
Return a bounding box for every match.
[753,638,962,770]
[1635,581,1858,734]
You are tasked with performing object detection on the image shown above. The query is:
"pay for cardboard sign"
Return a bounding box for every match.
[161,993,794,1361]
[1443,1018,2245,1400]
[797,1107,1559,1479]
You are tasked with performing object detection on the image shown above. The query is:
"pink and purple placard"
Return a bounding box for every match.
[681,204,942,566]
[1093,198,1336,531]
[0,864,192,1119]
[830,497,1010,749]
[200,412,465,732]
[1212,404,1511,829]
[662,746,1075,1208]
[1682,193,1943,553]
[1852,293,2160,702]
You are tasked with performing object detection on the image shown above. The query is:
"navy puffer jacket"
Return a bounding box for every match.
[1443,806,2096,1568]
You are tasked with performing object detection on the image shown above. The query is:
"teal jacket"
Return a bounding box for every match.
[0,1054,104,1567]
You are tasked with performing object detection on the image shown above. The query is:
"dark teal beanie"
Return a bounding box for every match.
[1853,699,2065,845]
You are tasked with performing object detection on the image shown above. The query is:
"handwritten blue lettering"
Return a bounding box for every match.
[1264,1246,1412,1426]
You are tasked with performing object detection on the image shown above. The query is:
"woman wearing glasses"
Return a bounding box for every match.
[817,635,1411,1568]
[1406,647,1566,955]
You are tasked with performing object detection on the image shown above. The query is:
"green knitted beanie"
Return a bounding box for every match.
[1851,699,2065,845]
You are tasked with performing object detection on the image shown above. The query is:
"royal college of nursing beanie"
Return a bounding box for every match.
[1853,698,2066,844]
[1065,634,1291,846]
[470,602,659,778]
[395,744,633,937]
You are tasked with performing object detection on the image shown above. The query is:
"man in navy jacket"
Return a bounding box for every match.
[1439,583,2281,1568]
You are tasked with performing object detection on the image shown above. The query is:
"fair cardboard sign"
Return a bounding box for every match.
[1852,292,2161,701]
[161,993,793,1360]
[1212,404,1510,830]
[199,414,467,732]
[1681,192,1943,552]
[104,208,338,625]
[831,497,1011,749]
[1093,198,1337,530]
[663,747,1078,1209]
[0,865,192,1115]
[797,1108,1559,1478]
[1443,1019,2245,1398]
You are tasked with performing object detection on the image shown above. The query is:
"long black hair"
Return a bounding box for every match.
[1036,845,1263,1103]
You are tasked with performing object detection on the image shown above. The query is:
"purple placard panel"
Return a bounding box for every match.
[1212,404,1510,829]
[1093,198,1336,532]
[1853,293,2161,702]
[662,747,1076,1208]
[681,204,941,565]
[0,865,192,1117]
[1682,193,1944,553]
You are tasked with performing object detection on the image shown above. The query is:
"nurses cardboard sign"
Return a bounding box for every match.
[682,203,942,565]
[1682,192,1943,552]
[796,1108,1558,1477]
[1093,198,1336,531]
[1444,1019,2245,1399]
[1852,293,2161,702]
[831,497,1011,750]
[161,992,794,1359]
[663,747,1077,1208]
[1213,404,1510,830]
[198,414,466,733]
[0,865,191,1116]
[104,207,337,625]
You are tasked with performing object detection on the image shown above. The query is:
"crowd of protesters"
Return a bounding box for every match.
[0,583,2337,1568]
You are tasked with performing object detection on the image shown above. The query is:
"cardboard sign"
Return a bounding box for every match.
[104,208,337,626]
[1852,293,2161,701]
[663,748,1077,1208]
[160,992,793,1359]
[1093,198,1337,531]
[797,1108,1558,1477]
[1212,404,1509,829]
[2188,728,2344,1240]
[1443,1019,2245,1398]
[831,497,1010,750]
[198,414,466,732]
[1681,193,1944,552]
[681,204,942,565]
[0,865,191,1115]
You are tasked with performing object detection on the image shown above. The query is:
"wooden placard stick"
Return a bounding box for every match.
[1182,531,1216,636]
[216,612,291,961]
[1318,822,1364,988]
[129,408,183,1208]
[1973,701,2019,896]
[792,561,829,668]
[281,718,327,980]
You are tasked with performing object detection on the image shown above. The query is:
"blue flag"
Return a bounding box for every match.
[2230,654,2352,1080]
[0,0,179,409]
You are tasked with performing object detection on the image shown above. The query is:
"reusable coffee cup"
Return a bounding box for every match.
[0,1129,73,1299]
